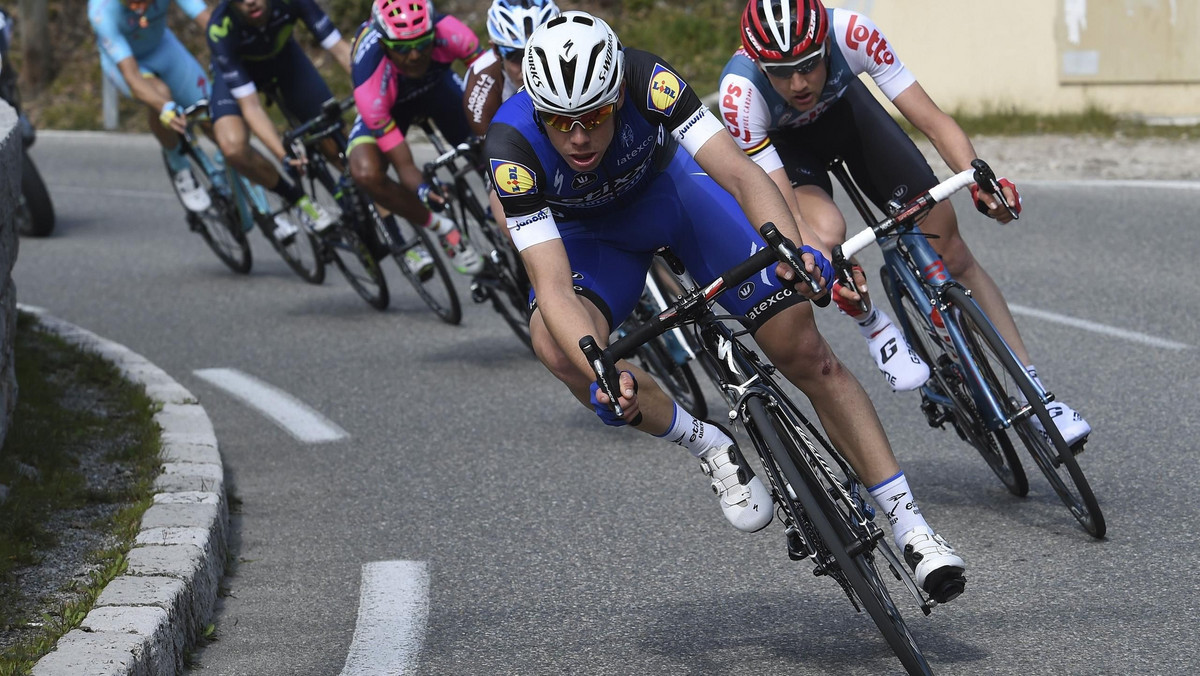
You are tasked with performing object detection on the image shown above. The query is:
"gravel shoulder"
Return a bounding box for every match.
[916,134,1200,182]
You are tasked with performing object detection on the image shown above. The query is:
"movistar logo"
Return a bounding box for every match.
[208,16,232,41]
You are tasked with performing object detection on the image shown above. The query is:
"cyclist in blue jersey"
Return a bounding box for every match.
[89,0,215,212]
[206,0,351,242]
[722,0,1089,448]
[484,11,966,603]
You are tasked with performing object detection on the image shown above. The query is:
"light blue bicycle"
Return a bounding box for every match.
[168,101,324,282]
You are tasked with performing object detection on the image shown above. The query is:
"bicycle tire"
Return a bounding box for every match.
[945,286,1106,538]
[880,266,1028,497]
[250,177,325,284]
[17,153,55,237]
[453,177,530,343]
[745,397,932,676]
[167,153,252,274]
[303,160,390,310]
[384,215,462,324]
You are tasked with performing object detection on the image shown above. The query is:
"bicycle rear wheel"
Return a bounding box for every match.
[881,267,1028,497]
[17,153,55,237]
[384,215,462,324]
[301,161,390,310]
[945,286,1105,538]
[167,154,252,274]
[453,177,530,342]
[745,397,931,676]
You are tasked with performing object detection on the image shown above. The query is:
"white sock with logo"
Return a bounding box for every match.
[868,471,930,543]
[656,404,730,457]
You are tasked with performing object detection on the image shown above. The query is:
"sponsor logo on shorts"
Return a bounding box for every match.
[744,287,796,323]
[738,282,755,300]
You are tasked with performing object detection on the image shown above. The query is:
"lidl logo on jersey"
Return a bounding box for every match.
[647,64,686,117]
[491,159,537,197]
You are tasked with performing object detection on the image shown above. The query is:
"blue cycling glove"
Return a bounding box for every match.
[800,245,834,289]
[417,183,445,212]
[589,371,640,427]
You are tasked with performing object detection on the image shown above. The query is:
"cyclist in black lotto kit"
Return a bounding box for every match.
[206,0,352,243]
[485,11,966,602]
[721,0,1090,447]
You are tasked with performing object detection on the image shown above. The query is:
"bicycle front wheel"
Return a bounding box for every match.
[384,216,462,324]
[166,154,252,274]
[881,267,1028,497]
[632,334,707,419]
[745,397,931,676]
[946,286,1105,538]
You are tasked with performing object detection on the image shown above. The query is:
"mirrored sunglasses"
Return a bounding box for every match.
[537,102,617,132]
[381,32,436,54]
[761,43,827,79]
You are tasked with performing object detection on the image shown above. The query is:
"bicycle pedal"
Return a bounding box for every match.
[469,282,491,303]
[1070,436,1088,457]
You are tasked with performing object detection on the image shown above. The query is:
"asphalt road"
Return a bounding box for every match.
[14,132,1200,676]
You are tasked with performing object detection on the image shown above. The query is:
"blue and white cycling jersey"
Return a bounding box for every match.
[89,0,207,63]
[484,48,806,331]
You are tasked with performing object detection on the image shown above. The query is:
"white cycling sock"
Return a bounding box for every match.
[656,404,730,457]
[425,211,454,236]
[856,307,892,339]
[868,471,930,543]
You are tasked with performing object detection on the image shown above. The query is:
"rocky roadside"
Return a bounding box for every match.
[917,134,1200,182]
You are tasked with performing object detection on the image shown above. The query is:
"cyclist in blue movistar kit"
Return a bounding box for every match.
[206,0,351,242]
[484,11,966,603]
[722,0,1090,448]
[89,0,215,212]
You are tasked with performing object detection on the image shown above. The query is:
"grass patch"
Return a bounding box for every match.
[0,312,162,675]
[898,103,1200,140]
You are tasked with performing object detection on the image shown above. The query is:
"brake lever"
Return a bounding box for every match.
[580,336,623,418]
[970,159,1018,221]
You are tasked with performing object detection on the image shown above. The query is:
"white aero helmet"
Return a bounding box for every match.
[487,0,560,52]
[523,11,624,115]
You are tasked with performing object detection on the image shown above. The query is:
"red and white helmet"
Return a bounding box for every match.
[372,0,434,41]
[740,0,828,62]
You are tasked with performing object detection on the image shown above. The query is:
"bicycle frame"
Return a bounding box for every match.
[830,159,1050,434]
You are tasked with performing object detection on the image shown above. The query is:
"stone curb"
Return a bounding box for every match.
[20,305,227,676]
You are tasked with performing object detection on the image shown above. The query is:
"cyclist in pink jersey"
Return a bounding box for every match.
[345,0,486,276]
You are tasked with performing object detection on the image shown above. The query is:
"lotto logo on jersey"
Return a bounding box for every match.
[845,13,895,66]
[647,64,686,117]
[490,159,537,197]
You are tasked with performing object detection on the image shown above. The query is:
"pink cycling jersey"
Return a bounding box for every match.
[351,15,483,153]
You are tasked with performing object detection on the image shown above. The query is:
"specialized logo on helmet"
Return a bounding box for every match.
[490,159,538,197]
[647,63,685,117]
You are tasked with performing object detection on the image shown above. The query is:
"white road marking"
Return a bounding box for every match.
[340,561,430,676]
[192,368,348,442]
[1009,304,1192,350]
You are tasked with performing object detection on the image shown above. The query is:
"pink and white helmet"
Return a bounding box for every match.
[372,0,434,41]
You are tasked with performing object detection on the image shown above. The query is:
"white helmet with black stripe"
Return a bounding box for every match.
[487,0,560,52]
[522,11,624,115]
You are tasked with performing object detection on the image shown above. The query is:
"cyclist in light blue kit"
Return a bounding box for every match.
[89,0,214,212]
[484,11,966,603]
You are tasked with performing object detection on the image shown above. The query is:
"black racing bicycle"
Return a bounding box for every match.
[418,120,529,345]
[583,227,936,676]
[283,98,460,318]
[829,157,1105,538]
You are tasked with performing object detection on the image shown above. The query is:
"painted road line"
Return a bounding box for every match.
[1009,304,1191,350]
[340,561,430,676]
[192,368,349,443]
[50,185,177,200]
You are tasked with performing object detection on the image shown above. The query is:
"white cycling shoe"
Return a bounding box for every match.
[699,441,773,533]
[899,526,966,603]
[866,322,930,392]
[173,169,211,213]
[438,229,485,276]
[296,196,336,235]
[404,246,436,281]
[272,216,300,245]
[1031,401,1091,450]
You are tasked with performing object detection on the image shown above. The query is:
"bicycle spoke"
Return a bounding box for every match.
[946,287,1105,538]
